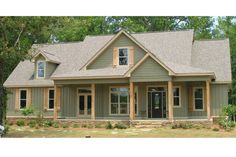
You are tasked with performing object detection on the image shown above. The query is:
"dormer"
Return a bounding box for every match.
[31,51,60,79]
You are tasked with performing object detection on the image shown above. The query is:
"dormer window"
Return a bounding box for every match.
[119,48,128,66]
[37,60,45,78]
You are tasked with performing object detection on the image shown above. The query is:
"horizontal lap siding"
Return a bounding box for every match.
[131,57,170,82]
[88,34,146,69]
[211,84,229,116]
[46,62,57,79]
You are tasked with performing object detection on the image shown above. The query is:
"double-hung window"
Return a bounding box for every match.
[19,89,27,109]
[194,87,204,110]
[37,60,45,78]
[48,89,54,110]
[173,87,181,107]
[118,48,128,66]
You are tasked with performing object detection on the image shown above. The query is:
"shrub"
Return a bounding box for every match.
[43,120,53,127]
[53,122,60,128]
[222,104,236,122]
[81,124,87,128]
[73,124,80,128]
[219,117,235,131]
[171,123,178,129]
[114,122,128,129]
[180,123,193,129]
[3,125,9,134]
[21,106,34,117]
[95,123,103,128]
[212,128,219,131]
[27,120,37,128]
[87,124,93,129]
[16,120,25,126]
[62,123,69,128]
[8,121,14,126]
[105,122,113,129]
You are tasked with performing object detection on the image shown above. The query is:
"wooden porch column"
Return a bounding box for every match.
[168,80,174,121]
[53,85,61,120]
[129,82,135,120]
[91,84,95,120]
[53,85,58,120]
[206,80,211,120]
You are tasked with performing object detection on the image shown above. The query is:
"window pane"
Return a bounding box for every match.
[195,88,203,98]
[120,92,128,103]
[38,62,44,69]
[38,69,44,77]
[111,103,118,114]
[120,88,128,92]
[174,97,180,106]
[119,57,128,65]
[87,96,91,115]
[111,93,118,103]
[20,90,27,99]
[111,88,119,91]
[78,89,91,93]
[195,99,203,110]
[20,100,26,109]
[173,88,179,96]
[120,103,128,114]
[49,90,54,99]
[49,100,54,109]
[119,48,128,56]
[79,96,85,115]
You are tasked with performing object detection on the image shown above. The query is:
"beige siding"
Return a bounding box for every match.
[131,57,171,82]
[88,34,146,69]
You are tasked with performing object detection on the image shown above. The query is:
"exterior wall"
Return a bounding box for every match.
[173,83,188,119]
[46,62,57,79]
[87,34,146,69]
[60,86,77,118]
[131,57,171,82]
[6,87,54,117]
[210,84,229,116]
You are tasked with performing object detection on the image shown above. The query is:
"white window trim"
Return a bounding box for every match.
[173,86,181,108]
[48,88,54,111]
[36,60,46,79]
[117,47,129,67]
[109,86,138,116]
[193,87,205,111]
[19,89,28,110]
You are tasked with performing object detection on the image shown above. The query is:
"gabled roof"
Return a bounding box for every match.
[3,29,232,87]
[31,50,61,64]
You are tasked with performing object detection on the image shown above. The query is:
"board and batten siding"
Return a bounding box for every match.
[60,86,77,118]
[210,84,229,116]
[87,34,146,69]
[173,83,188,119]
[130,57,171,82]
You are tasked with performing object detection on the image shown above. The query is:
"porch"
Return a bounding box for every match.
[53,79,211,121]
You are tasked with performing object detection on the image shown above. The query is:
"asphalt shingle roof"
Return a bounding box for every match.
[3,30,232,87]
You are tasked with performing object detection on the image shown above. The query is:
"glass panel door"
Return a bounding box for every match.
[87,95,91,115]
[79,95,85,115]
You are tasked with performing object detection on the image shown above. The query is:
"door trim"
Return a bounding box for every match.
[77,88,92,118]
[146,85,167,119]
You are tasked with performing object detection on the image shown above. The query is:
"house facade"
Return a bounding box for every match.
[3,30,232,121]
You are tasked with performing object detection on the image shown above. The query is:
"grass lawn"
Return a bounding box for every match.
[4,125,236,138]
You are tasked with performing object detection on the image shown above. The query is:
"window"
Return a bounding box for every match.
[173,87,181,107]
[19,89,27,109]
[110,87,138,115]
[37,61,45,78]
[194,87,204,110]
[48,89,54,110]
[118,48,128,66]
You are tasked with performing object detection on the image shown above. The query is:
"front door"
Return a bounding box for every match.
[148,87,166,118]
[78,94,91,116]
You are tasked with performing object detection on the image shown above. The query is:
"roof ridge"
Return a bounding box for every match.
[85,29,194,38]
[194,38,229,42]
[33,41,83,46]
